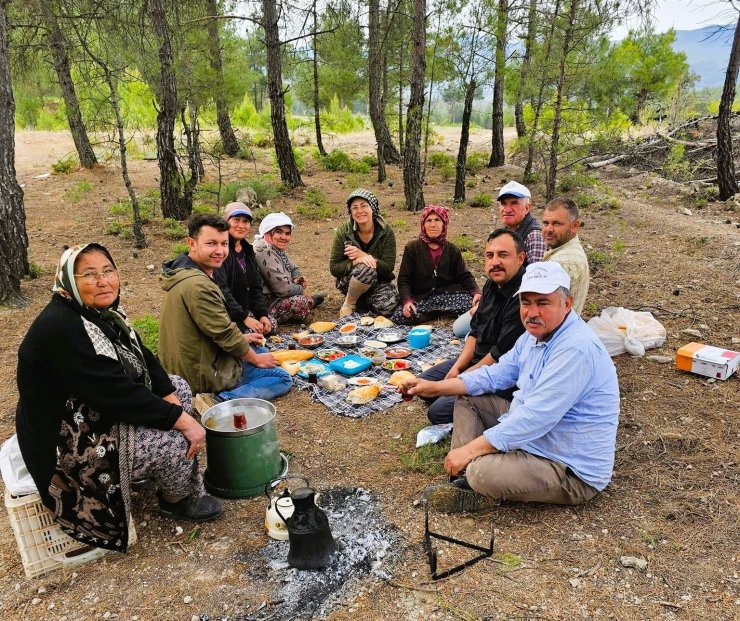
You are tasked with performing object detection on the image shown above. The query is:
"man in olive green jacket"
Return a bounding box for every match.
[159,214,292,400]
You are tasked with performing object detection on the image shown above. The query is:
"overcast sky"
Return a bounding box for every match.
[613,0,737,38]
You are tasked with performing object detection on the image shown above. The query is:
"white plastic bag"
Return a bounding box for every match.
[587,307,666,357]
[416,423,453,448]
[0,434,38,496]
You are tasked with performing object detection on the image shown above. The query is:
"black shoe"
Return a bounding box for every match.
[311,294,325,308]
[449,475,472,490]
[157,492,223,522]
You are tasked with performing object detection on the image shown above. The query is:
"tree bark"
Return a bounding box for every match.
[454,79,476,203]
[312,0,327,157]
[206,0,239,157]
[263,0,303,188]
[0,0,29,305]
[149,0,189,220]
[397,43,404,156]
[515,0,537,138]
[489,0,507,167]
[403,0,426,212]
[368,0,401,164]
[39,0,97,169]
[546,0,578,201]
[717,12,740,200]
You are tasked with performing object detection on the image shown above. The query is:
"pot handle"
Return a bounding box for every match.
[264,475,310,504]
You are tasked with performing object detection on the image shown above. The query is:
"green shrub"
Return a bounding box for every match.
[465,151,488,174]
[451,234,473,252]
[469,192,492,208]
[65,181,92,202]
[110,198,154,224]
[297,187,337,220]
[587,249,609,269]
[27,261,43,279]
[170,242,188,259]
[428,152,454,168]
[461,250,476,263]
[191,202,217,215]
[244,176,280,204]
[106,221,124,236]
[662,143,693,181]
[163,218,187,240]
[556,169,600,193]
[439,162,455,182]
[52,157,77,174]
[131,315,160,355]
[574,191,597,210]
[360,154,378,168]
[250,206,271,224]
[319,149,370,174]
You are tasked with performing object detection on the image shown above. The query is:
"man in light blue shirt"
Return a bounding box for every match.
[407,262,619,505]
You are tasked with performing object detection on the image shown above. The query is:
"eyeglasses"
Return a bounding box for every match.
[350,204,371,212]
[74,268,118,284]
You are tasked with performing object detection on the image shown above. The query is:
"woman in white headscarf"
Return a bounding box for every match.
[253,212,324,324]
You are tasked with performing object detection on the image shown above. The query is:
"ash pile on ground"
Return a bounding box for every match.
[242,486,403,620]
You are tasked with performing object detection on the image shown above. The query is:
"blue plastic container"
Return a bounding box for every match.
[408,327,431,349]
[329,354,373,376]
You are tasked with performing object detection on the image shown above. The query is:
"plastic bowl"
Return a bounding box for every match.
[408,327,431,349]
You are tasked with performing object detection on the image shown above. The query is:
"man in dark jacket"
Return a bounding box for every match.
[418,229,527,424]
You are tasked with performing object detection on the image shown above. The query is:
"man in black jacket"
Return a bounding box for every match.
[419,229,527,424]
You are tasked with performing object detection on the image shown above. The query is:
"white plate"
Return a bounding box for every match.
[347,376,379,386]
[363,339,387,349]
[376,330,404,343]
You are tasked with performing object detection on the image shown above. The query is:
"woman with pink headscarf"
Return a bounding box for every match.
[391,205,480,325]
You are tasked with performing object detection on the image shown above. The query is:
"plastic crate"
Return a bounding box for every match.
[5,489,109,579]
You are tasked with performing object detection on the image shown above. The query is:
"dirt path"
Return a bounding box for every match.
[1,129,738,621]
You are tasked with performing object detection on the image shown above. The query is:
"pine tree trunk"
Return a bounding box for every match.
[0,0,29,305]
[312,0,327,157]
[397,44,404,156]
[39,0,97,169]
[717,13,740,200]
[403,0,426,212]
[206,0,239,157]
[489,0,507,167]
[454,79,476,203]
[515,0,537,138]
[546,0,578,201]
[368,0,401,164]
[149,0,189,220]
[263,0,303,188]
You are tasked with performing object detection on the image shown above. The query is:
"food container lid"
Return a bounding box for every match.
[202,398,276,437]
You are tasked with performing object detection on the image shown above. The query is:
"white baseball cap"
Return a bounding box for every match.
[497,181,531,200]
[258,212,295,237]
[515,262,571,295]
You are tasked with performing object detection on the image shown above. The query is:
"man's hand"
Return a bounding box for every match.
[244,316,263,333]
[173,412,205,459]
[469,301,480,317]
[471,292,481,308]
[402,300,417,318]
[245,332,265,345]
[259,316,273,334]
[252,352,278,368]
[444,446,473,476]
[444,365,461,380]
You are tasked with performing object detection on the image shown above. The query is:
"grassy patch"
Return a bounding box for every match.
[319,149,370,174]
[468,193,492,208]
[163,218,187,240]
[171,242,189,259]
[65,180,92,202]
[241,175,281,205]
[27,261,43,279]
[297,187,337,220]
[51,156,77,174]
[556,169,600,193]
[390,218,410,232]
[428,152,454,168]
[451,234,474,252]
[398,438,450,476]
[496,552,523,570]
[131,315,160,355]
[465,151,488,174]
[612,239,624,253]
[587,249,610,270]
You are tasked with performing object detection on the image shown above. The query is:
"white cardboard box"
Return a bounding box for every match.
[676,342,740,380]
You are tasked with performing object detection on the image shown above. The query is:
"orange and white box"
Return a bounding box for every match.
[676,342,740,381]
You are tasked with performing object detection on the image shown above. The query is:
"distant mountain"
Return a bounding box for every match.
[673,24,735,89]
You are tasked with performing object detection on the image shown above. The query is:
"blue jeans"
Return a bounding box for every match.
[419,359,458,424]
[218,347,293,401]
[452,311,472,338]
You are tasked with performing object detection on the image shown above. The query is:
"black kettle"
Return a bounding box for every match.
[276,485,338,570]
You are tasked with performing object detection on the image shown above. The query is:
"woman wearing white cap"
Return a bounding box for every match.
[253,212,324,324]
[216,202,275,334]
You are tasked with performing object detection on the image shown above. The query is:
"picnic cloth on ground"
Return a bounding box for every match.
[271,314,463,418]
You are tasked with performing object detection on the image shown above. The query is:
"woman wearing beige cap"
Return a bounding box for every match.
[216,202,274,334]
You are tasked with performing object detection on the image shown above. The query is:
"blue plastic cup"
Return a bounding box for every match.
[408,327,431,349]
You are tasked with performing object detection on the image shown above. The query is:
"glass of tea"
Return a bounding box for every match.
[233,411,247,429]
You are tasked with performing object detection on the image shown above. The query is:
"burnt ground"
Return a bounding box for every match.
[0,129,739,621]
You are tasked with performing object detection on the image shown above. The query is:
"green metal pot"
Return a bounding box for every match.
[201,398,287,498]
